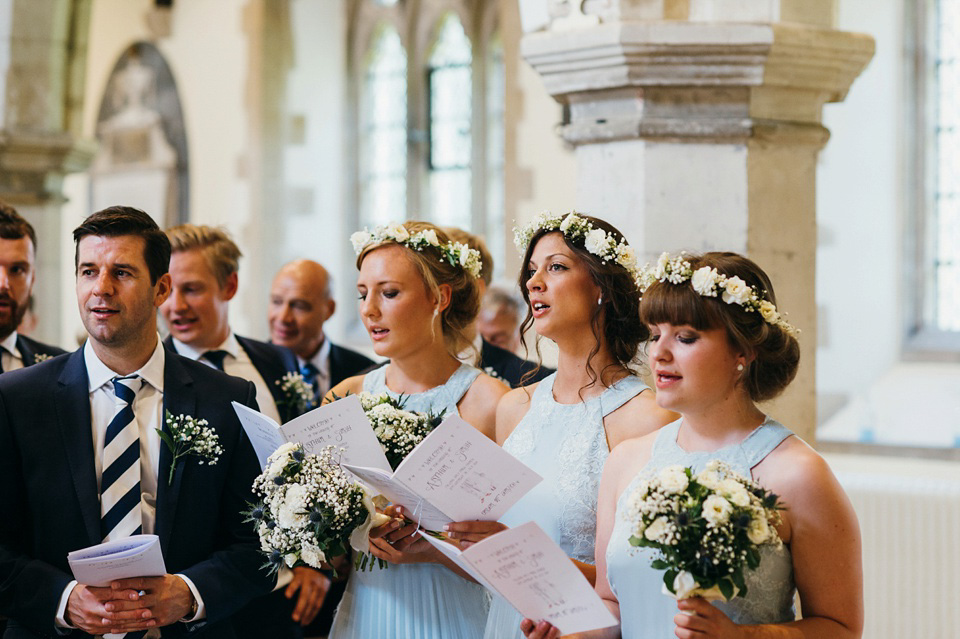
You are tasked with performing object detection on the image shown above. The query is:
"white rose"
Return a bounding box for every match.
[350,230,372,253]
[691,266,719,296]
[747,513,772,545]
[385,223,409,242]
[719,478,751,507]
[696,469,722,490]
[349,488,394,553]
[670,571,699,599]
[300,542,327,569]
[421,229,439,246]
[643,516,671,543]
[654,252,670,279]
[657,466,689,494]
[457,244,472,268]
[703,494,733,525]
[584,228,609,256]
[722,276,752,306]
[759,300,779,323]
[284,553,298,568]
[559,213,578,232]
[617,245,637,271]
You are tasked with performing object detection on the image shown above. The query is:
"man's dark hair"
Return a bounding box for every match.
[73,206,171,284]
[0,200,38,251]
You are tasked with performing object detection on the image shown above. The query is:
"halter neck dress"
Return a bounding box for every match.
[329,364,489,639]
[483,373,651,639]
[605,417,797,638]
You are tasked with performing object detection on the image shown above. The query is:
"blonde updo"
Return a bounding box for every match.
[356,220,481,358]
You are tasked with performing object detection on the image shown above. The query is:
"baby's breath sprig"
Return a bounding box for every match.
[157,410,224,486]
[276,371,317,416]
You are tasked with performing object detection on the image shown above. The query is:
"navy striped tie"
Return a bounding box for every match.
[100,375,144,542]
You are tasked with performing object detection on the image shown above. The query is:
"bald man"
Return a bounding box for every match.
[268,259,375,400]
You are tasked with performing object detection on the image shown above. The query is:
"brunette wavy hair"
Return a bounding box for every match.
[518,216,647,389]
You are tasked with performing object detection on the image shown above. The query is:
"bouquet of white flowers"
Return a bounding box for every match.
[624,460,783,602]
[246,442,391,573]
[357,391,444,470]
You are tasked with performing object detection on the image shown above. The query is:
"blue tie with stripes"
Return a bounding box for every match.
[100,375,144,542]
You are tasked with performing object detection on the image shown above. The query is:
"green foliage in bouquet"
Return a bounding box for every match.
[245,443,390,576]
[625,460,784,601]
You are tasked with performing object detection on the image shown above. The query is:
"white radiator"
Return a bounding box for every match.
[825,454,960,639]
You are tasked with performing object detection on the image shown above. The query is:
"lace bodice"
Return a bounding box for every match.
[362,363,480,416]
[606,418,797,637]
[500,373,650,563]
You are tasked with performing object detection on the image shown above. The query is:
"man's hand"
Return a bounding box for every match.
[69,575,195,633]
[285,566,330,626]
[65,584,155,635]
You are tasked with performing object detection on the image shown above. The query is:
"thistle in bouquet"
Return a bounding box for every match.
[624,460,784,602]
[356,391,444,470]
[245,442,392,574]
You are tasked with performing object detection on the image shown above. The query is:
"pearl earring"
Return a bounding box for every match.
[597,296,603,306]
[737,364,744,372]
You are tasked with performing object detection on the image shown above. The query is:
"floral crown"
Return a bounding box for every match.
[350,223,483,279]
[638,252,798,335]
[513,211,643,288]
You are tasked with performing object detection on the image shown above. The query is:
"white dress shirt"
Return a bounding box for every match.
[172,332,282,424]
[298,337,332,399]
[55,338,206,631]
[0,331,23,372]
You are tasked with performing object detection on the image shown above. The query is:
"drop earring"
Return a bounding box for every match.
[737,363,744,372]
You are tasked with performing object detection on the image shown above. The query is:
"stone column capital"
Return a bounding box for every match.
[522,21,875,145]
[0,131,97,203]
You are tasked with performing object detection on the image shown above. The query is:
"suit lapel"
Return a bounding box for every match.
[55,350,101,546]
[156,354,196,552]
[14,334,34,367]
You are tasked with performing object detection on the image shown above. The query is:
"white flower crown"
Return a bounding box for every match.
[513,211,643,288]
[638,252,798,335]
[350,223,483,279]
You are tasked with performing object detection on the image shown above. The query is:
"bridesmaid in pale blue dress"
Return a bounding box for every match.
[326,221,508,639]
[443,214,676,639]
[522,252,863,639]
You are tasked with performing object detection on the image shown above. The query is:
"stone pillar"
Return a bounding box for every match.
[0,0,95,345]
[520,1,874,442]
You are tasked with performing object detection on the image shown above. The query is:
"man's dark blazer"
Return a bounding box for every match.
[478,338,553,388]
[328,342,375,388]
[8,333,67,369]
[163,335,299,424]
[0,348,274,638]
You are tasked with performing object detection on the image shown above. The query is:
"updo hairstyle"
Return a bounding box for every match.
[518,216,647,386]
[639,252,800,401]
[356,220,481,358]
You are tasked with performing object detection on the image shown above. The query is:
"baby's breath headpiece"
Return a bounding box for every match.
[350,223,483,279]
[513,211,643,288]
[638,252,798,335]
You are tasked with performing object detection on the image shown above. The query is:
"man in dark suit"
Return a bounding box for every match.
[443,228,553,388]
[0,206,273,638]
[267,259,376,636]
[158,225,326,639]
[269,259,375,398]
[0,201,66,372]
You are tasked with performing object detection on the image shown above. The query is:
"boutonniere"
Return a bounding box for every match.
[483,366,501,381]
[156,411,224,486]
[33,353,52,364]
[275,372,317,416]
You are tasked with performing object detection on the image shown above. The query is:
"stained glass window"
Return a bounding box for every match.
[427,13,473,230]
[933,0,960,331]
[360,26,407,228]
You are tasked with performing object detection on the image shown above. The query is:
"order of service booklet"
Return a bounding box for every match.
[421,522,618,636]
[67,534,166,587]
[233,396,542,531]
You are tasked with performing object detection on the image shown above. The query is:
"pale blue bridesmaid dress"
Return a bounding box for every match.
[606,417,797,638]
[329,364,489,639]
[483,373,652,639]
